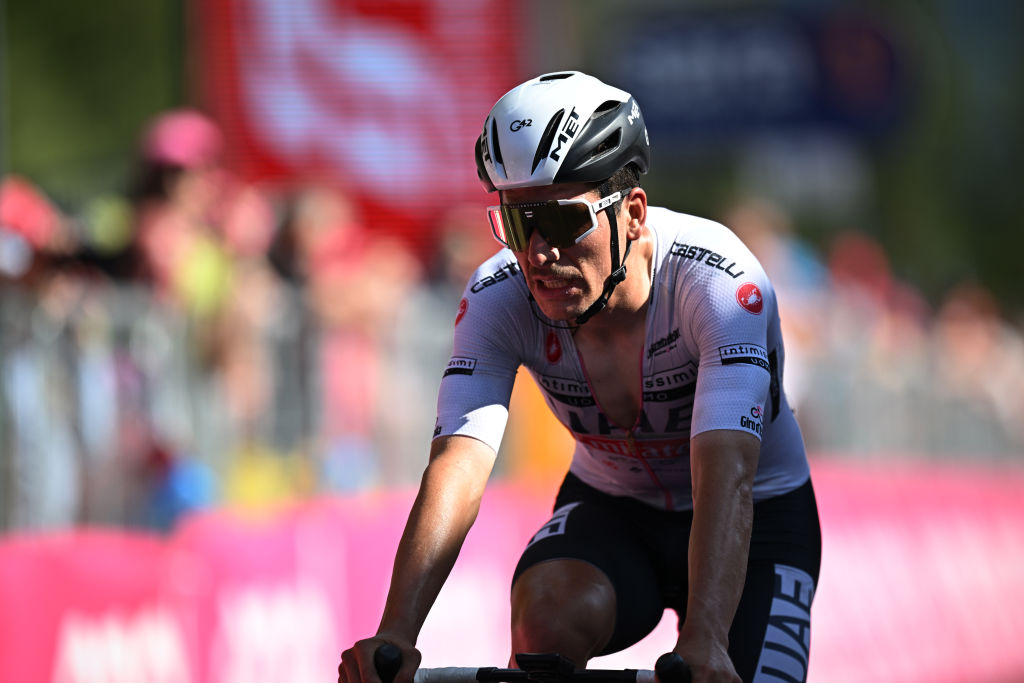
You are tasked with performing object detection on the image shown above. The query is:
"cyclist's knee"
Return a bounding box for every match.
[510,559,616,665]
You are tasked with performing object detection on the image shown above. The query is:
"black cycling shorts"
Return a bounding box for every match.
[512,473,822,682]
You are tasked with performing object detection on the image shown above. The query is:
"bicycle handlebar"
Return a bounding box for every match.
[374,643,403,683]
[372,644,692,683]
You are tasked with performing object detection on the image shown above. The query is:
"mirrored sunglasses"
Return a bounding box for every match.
[487,192,622,251]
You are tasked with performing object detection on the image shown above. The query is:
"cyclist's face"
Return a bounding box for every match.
[500,183,618,322]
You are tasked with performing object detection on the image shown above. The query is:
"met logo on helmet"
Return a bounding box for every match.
[480,123,492,164]
[627,99,640,124]
[549,107,580,161]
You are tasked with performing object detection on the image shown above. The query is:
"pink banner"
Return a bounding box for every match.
[809,460,1024,683]
[0,531,194,683]
[172,509,341,683]
[2,462,1023,682]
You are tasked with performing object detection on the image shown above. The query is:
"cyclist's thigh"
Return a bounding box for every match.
[730,479,821,682]
[513,475,665,655]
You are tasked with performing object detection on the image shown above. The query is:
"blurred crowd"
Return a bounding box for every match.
[2,109,1022,533]
[726,199,1024,461]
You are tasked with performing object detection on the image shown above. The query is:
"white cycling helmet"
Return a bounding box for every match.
[475,71,650,192]
[474,72,652,326]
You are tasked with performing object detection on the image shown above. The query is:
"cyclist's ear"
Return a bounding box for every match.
[625,188,647,238]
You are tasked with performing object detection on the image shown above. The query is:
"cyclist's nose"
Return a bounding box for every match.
[526,229,559,267]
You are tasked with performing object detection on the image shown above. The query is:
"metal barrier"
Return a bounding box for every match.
[3,276,1023,532]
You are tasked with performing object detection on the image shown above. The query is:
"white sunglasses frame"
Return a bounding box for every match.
[487,191,622,250]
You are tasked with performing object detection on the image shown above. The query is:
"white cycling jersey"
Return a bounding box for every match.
[434,206,810,511]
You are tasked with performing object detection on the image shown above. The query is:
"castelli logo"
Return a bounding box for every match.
[736,283,763,315]
[546,331,562,363]
[455,298,468,325]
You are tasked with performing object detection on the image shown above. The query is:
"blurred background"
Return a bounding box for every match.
[3,0,1024,530]
[1,1,1023,682]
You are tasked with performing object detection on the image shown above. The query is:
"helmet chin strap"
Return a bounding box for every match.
[574,182,631,326]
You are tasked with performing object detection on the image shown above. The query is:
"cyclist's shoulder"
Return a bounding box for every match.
[462,248,526,299]
[453,249,534,340]
[648,206,769,285]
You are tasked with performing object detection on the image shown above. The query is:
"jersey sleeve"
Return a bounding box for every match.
[432,257,527,455]
[682,233,774,441]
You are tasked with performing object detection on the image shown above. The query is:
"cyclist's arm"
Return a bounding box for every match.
[340,435,496,683]
[378,434,496,640]
[677,428,759,682]
[343,253,523,683]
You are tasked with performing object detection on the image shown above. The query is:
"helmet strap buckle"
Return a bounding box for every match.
[575,184,630,326]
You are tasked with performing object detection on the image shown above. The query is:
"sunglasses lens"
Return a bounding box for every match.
[547,203,594,246]
[490,202,595,250]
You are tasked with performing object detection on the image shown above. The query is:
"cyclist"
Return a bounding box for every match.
[339,71,821,683]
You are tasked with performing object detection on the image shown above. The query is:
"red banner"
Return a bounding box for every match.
[193,0,521,258]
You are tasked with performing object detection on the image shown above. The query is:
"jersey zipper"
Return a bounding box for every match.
[576,343,676,511]
[574,290,677,510]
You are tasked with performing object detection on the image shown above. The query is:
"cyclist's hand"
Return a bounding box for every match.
[339,636,421,683]
[668,639,739,683]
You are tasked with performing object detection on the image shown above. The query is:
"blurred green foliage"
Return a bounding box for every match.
[2,0,182,204]
[866,1,1024,312]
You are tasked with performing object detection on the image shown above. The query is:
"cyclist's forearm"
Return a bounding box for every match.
[377,437,496,643]
[680,430,758,647]
[684,480,752,645]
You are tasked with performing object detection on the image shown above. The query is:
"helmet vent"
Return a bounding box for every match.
[588,130,621,162]
[539,72,574,82]
[592,99,619,116]
[532,108,565,173]
[490,118,504,166]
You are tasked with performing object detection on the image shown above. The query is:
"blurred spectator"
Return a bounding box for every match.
[144,454,218,532]
[0,174,75,282]
[0,175,64,250]
[1,178,84,529]
[128,109,285,499]
[131,108,276,318]
[274,184,422,492]
[7,126,1024,535]
[2,269,83,529]
[723,196,831,408]
[725,196,830,298]
[928,282,1024,456]
[382,204,499,484]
